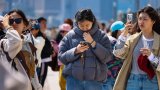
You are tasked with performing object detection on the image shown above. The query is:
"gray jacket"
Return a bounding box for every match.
[58,24,112,82]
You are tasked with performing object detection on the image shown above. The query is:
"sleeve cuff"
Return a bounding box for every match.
[148,52,154,61]
[118,35,127,42]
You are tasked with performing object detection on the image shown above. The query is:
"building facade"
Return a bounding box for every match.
[1,0,160,27]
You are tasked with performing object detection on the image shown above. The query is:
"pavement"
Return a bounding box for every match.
[43,67,60,90]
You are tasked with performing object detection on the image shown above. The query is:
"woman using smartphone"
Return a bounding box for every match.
[113,6,160,90]
[58,9,112,90]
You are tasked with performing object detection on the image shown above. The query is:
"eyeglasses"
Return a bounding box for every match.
[9,18,22,25]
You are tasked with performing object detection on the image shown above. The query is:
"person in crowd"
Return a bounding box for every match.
[56,18,73,44]
[5,9,33,90]
[103,21,125,90]
[58,23,72,90]
[28,20,45,90]
[113,6,160,90]
[99,22,106,32]
[0,12,28,90]
[110,21,124,39]
[37,17,53,87]
[38,17,47,33]
[30,19,45,68]
[64,18,73,29]
[58,9,112,90]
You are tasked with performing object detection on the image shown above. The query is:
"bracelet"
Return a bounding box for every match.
[90,40,94,44]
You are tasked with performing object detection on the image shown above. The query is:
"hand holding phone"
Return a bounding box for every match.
[80,41,89,46]
[75,41,89,54]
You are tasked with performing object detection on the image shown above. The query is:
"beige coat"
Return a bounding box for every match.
[113,32,160,90]
[0,30,32,90]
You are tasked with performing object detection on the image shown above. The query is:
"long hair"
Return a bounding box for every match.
[137,6,160,34]
[8,9,29,26]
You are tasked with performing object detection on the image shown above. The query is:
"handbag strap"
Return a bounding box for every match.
[1,41,12,62]
[1,41,18,70]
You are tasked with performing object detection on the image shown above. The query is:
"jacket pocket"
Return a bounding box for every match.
[62,63,72,78]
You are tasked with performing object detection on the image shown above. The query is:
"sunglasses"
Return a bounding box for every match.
[9,18,22,25]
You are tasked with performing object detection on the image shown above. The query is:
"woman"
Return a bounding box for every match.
[30,20,45,67]
[103,21,125,90]
[37,17,53,87]
[7,9,33,90]
[113,6,160,90]
[0,13,28,90]
[58,23,71,90]
[58,9,112,90]
[29,20,44,90]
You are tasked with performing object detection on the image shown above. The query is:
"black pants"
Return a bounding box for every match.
[38,62,49,87]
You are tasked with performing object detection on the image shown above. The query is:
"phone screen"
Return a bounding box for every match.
[127,14,133,23]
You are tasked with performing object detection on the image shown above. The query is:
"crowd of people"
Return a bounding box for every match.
[0,5,160,90]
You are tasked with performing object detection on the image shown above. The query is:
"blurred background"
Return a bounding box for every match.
[0,0,160,29]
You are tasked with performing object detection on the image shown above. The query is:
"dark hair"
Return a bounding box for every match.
[106,24,111,33]
[37,17,47,23]
[64,18,73,29]
[111,30,119,39]
[101,23,106,27]
[37,30,45,39]
[8,9,29,26]
[137,6,160,34]
[75,9,96,25]
[130,22,141,35]
[101,22,106,30]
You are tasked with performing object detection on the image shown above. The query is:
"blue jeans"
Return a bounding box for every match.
[102,77,115,90]
[66,76,103,90]
[126,73,158,90]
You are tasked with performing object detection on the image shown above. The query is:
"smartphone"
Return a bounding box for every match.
[80,41,88,46]
[127,13,133,23]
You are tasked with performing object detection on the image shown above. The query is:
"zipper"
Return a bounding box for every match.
[80,54,84,65]
[80,52,85,80]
